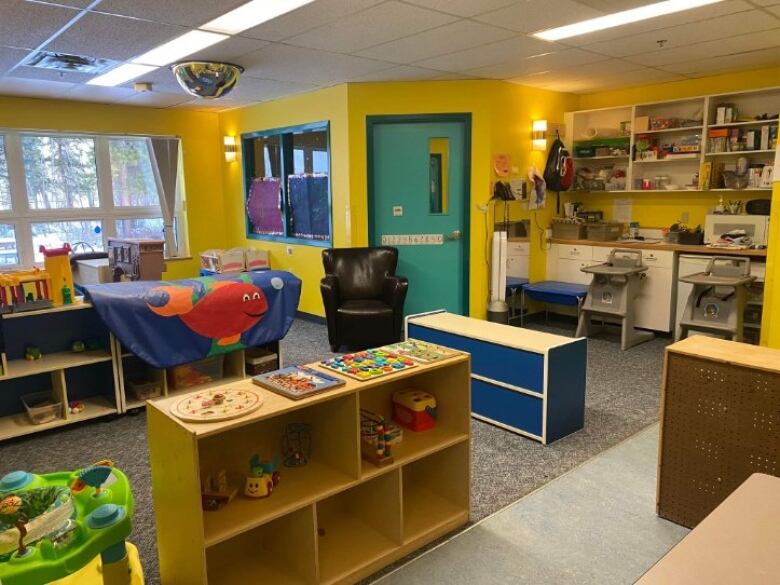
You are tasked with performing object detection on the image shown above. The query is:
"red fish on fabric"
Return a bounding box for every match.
[147,280,268,346]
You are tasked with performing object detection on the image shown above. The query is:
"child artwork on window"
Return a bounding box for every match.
[287,174,330,241]
[247,177,284,236]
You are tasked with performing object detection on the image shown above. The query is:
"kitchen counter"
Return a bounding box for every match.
[550,238,768,258]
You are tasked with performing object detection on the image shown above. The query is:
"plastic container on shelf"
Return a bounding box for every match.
[167,356,225,390]
[586,223,623,241]
[666,231,705,245]
[127,378,163,401]
[551,222,587,239]
[22,391,64,425]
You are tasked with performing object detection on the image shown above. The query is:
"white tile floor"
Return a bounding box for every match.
[377,423,689,585]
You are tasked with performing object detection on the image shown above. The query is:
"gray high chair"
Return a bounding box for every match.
[576,248,654,350]
[678,256,755,342]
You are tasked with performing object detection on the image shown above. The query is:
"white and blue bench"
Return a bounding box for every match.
[406,311,587,444]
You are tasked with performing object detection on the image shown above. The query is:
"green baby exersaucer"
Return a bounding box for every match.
[0,463,144,585]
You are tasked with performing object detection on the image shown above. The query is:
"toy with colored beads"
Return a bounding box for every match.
[319,349,416,381]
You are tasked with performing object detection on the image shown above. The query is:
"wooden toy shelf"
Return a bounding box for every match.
[0,301,121,441]
[148,354,471,585]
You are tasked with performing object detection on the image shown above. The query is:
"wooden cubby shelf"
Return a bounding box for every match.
[148,353,472,585]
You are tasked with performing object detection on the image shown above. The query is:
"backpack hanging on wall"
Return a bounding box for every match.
[543,135,573,192]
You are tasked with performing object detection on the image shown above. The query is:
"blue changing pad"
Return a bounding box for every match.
[522,281,588,307]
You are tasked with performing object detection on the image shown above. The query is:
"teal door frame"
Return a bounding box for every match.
[366,113,472,315]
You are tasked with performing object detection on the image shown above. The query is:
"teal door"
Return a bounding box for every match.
[369,117,470,316]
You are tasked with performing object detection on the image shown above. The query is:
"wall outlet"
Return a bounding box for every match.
[286,246,293,256]
[681,211,690,224]
[545,228,552,240]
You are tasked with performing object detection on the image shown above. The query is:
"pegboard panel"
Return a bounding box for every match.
[658,351,780,528]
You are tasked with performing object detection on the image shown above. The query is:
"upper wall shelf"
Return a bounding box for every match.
[565,86,780,193]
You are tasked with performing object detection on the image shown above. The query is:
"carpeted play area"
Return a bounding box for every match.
[0,318,669,585]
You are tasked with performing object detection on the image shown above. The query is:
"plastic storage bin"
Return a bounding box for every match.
[127,379,163,401]
[200,248,245,273]
[666,231,704,245]
[244,347,278,376]
[586,222,623,241]
[168,356,225,390]
[551,222,587,239]
[244,248,270,271]
[22,392,64,425]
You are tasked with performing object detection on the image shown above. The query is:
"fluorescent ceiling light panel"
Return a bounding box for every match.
[132,30,228,67]
[533,0,725,41]
[87,63,157,86]
[202,0,317,35]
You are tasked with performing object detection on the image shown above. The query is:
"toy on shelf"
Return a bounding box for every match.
[379,340,460,363]
[392,389,437,432]
[360,409,395,467]
[244,455,280,499]
[319,349,417,381]
[71,341,86,353]
[282,423,311,467]
[200,470,237,511]
[0,463,144,585]
[69,401,85,415]
[24,345,42,361]
[169,387,263,423]
[39,244,74,306]
[108,238,165,282]
[0,268,54,314]
[253,366,345,400]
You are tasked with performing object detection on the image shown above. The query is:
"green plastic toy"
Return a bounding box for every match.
[0,463,144,585]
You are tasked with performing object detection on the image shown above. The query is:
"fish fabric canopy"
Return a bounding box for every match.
[84,270,301,369]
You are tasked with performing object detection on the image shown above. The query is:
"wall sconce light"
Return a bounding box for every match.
[224,135,238,162]
[532,120,547,151]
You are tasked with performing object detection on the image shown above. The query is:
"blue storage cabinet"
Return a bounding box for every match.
[406,311,587,444]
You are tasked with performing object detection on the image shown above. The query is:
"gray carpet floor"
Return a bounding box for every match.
[0,319,670,584]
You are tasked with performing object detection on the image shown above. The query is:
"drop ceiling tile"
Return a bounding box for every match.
[36,0,94,6]
[626,28,780,67]
[475,0,604,34]
[63,84,137,103]
[355,20,516,64]
[560,0,754,47]
[120,91,194,108]
[349,65,452,81]
[0,0,79,50]
[400,0,517,17]
[0,76,75,99]
[45,12,188,61]
[583,9,776,58]
[0,46,29,76]
[239,43,390,85]
[768,5,780,16]
[93,0,249,28]
[575,0,656,9]
[414,35,555,72]
[223,75,319,101]
[659,46,780,76]
[121,67,181,93]
[284,1,458,53]
[464,48,606,79]
[239,0,384,42]
[512,66,684,93]
[749,0,780,5]
[187,36,268,63]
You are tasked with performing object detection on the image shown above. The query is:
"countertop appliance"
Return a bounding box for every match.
[703,213,770,246]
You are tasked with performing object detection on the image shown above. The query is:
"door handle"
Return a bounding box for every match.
[447,230,462,241]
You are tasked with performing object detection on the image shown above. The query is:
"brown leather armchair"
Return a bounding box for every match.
[321,247,408,352]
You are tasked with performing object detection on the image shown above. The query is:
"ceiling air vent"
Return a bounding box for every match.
[22,51,118,74]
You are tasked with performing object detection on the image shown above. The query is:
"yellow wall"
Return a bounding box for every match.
[219,80,576,318]
[219,85,349,315]
[0,95,226,279]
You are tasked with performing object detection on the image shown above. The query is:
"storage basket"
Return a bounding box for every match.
[551,222,587,239]
[245,347,278,376]
[127,379,163,401]
[586,222,623,241]
[168,356,225,390]
[666,231,704,245]
[22,392,64,425]
[244,248,270,271]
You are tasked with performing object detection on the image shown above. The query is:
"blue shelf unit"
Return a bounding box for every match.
[406,311,587,444]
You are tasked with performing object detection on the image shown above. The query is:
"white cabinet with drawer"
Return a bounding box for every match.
[507,241,530,278]
[548,244,676,332]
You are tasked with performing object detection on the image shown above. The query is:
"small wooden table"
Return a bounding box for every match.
[638,473,780,584]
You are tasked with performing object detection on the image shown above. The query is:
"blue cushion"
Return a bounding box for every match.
[522,281,588,307]
[505,276,528,295]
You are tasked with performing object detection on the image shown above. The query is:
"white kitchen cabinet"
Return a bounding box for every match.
[635,263,675,332]
[507,241,529,278]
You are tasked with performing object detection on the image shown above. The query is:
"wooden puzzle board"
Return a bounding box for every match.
[319,349,417,381]
[170,387,264,422]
